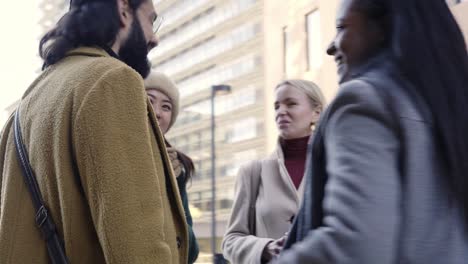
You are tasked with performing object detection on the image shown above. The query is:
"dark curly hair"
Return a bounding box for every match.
[39,0,146,68]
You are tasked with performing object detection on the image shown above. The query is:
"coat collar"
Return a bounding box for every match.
[147,100,189,250]
[65,46,120,60]
[345,49,393,81]
[41,46,120,70]
[269,139,306,204]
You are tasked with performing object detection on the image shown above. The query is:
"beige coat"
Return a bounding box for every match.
[0,47,188,263]
[222,144,305,264]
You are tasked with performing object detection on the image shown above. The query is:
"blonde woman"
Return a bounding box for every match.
[222,80,326,264]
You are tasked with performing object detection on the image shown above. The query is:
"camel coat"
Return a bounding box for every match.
[0,47,188,263]
[222,144,305,264]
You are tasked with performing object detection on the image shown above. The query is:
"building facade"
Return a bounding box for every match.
[38,0,68,34]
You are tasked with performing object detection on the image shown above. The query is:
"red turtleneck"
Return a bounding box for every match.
[280,135,310,189]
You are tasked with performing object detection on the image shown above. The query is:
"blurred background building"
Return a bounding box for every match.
[1,0,68,125]
[39,0,68,34]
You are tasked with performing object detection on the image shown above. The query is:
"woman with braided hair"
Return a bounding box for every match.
[274,0,468,263]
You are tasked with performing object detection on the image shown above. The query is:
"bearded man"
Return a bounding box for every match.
[0,1,188,263]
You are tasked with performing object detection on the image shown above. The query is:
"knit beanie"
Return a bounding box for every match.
[144,71,180,130]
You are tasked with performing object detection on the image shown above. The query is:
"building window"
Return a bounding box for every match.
[155,23,259,76]
[283,26,289,74]
[181,86,256,120]
[158,0,210,29]
[151,0,258,58]
[226,117,257,143]
[306,9,323,70]
[177,54,258,98]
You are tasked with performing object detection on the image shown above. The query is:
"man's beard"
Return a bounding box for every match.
[119,17,151,78]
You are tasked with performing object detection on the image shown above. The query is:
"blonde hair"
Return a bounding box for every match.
[276,79,326,110]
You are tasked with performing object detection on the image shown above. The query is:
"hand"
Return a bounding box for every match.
[166,147,182,177]
[261,235,287,263]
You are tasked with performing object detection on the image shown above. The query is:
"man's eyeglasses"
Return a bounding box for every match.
[153,16,163,34]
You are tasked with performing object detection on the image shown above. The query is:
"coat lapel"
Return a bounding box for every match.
[146,100,188,238]
[274,142,305,205]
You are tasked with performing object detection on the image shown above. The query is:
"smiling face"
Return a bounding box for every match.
[146,89,173,134]
[326,0,385,83]
[274,84,321,140]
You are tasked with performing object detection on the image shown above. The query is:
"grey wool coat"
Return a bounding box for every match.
[275,54,468,264]
[222,144,305,264]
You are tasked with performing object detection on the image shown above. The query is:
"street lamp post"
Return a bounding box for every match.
[210,84,231,263]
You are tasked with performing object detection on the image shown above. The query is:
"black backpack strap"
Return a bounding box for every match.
[14,108,69,264]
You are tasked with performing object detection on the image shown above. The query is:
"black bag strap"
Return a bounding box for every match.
[14,108,69,264]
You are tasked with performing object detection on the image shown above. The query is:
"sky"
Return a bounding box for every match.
[0,1,42,127]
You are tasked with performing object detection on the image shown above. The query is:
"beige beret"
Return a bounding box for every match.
[144,71,180,130]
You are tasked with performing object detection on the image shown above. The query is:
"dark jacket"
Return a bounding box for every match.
[275,54,468,264]
[177,171,199,264]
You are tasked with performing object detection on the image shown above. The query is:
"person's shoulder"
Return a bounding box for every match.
[63,48,144,90]
[91,58,142,87]
[316,77,398,137]
[334,61,408,109]
[326,77,391,118]
[239,159,260,171]
[234,160,263,189]
[237,159,264,177]
[71,59,145,106]
[337,78,383,103]
[69,57,147,117]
